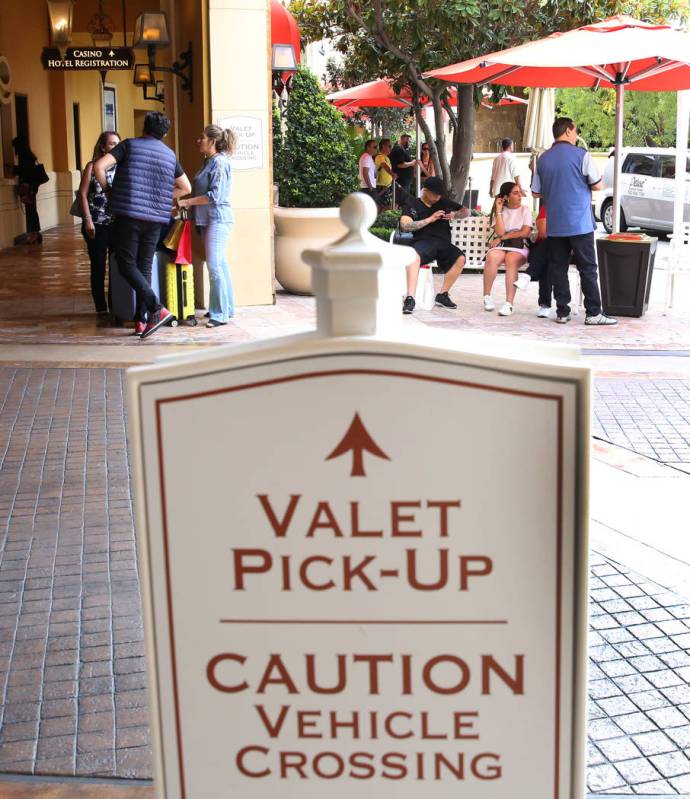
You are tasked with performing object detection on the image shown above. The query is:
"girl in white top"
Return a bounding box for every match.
[483,181,533,317]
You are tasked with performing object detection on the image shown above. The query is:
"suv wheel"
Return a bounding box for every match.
[601,198,627,233]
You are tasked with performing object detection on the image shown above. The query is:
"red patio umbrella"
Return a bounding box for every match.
[327,78,416,108]
[425,15,690,231]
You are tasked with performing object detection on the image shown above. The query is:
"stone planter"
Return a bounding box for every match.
[274,206,348,295]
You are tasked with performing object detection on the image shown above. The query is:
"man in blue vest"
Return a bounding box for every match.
[94,112,191,339]
[531,117,617,325]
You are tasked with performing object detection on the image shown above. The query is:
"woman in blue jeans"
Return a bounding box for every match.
[177,125,236,327]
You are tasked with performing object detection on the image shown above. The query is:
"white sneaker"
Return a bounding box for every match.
[514,273,531,291]
[585,313,618,326]
[483,295,495,311]
[498,302,513,316]
[537,306,552,318]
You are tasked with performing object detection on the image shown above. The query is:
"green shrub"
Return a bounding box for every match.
[370,226,395,242]
[276,69,359,208]
[272,99,283,177]
[374,209,401,229]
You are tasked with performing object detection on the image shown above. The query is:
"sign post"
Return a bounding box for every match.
[128,194,590,799]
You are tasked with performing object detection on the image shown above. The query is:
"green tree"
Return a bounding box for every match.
[291,0,689,199]
[557,89,678,149]
[276,68,359,208]
[272,98,283,175]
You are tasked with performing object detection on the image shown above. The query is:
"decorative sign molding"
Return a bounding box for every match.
[41,47,134,71]
[218,115,264,171]
[128,193,589,799]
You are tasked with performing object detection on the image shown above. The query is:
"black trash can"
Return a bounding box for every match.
[595,235,657,317]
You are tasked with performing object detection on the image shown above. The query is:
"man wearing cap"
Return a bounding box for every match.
[399,176,470,314]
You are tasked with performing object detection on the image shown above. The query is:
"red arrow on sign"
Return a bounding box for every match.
[326,413,390,477]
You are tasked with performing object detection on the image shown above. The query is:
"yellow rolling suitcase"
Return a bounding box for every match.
[165,262,197,326]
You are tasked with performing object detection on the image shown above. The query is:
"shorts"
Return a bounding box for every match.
[411,239,465,272]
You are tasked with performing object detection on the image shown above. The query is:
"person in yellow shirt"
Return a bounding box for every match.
[375,138,395,208]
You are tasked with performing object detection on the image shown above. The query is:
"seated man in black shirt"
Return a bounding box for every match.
[399,176,469,314]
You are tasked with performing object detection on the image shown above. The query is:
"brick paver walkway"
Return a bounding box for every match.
[588,555,690,794]
[0,368,148,778]
[0,367,688,791]
[594,379,690,469]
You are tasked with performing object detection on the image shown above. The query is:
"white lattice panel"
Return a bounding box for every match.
[451,216,493,268]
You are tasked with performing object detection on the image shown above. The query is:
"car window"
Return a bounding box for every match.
[657,156,690,179]
[623,154,658,176]
[659,157,676,179]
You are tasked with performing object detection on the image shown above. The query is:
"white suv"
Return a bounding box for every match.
[594,147,690,233]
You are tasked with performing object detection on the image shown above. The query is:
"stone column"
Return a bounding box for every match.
[208,0,274,307]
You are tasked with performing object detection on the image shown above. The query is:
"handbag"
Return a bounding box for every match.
[162,218,185,251]
[414,263,435,311]
[32,163,50,186]
[500,237,526,249]
[69,190,83,219]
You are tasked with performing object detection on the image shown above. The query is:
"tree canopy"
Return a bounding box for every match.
[291,0,690,197]
[557,88,678,149]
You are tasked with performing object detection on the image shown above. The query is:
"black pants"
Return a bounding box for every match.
[548,233,602,318]
[23,185,41,233]
[525,239,554,308]
[112,216,162,322]
[82,222,111,313]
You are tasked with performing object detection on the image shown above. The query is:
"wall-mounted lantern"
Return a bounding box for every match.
[133,63,155,87]
[46,0,75,46]
[133,64,165,105]
[132,11,192,102]
[133,12,171,48]
[272,43,297,72]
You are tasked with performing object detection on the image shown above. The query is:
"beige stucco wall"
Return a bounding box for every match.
[209,0,274,307]
[0,0,172,248]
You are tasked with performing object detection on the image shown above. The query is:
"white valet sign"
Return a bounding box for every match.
[128,194,590,799]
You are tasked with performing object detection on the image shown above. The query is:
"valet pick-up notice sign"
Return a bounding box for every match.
[128,342,589,799]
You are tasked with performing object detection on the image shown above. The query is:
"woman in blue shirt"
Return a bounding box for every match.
[177,125,236,327]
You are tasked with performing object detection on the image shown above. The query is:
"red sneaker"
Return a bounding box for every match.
[132,321,146,336]
[140,307,175,340]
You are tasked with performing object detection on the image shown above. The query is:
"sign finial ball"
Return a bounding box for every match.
[340,192,377,234]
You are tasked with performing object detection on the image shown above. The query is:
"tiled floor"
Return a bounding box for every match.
[2,225,690,351]
[0,367,689,793]
[594,380,690,469]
